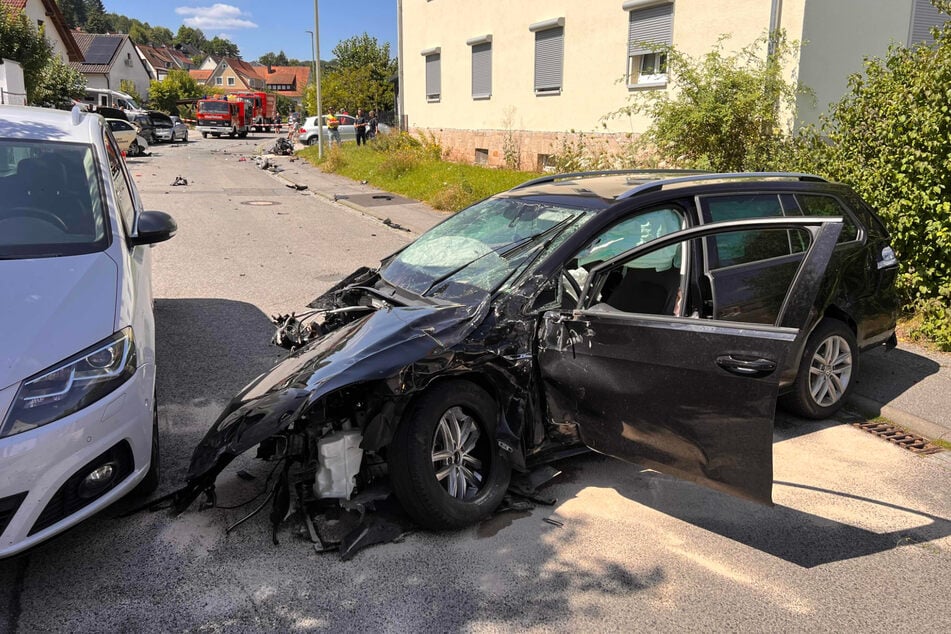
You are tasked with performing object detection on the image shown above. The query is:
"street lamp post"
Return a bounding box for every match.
[307,1,324,159]
[305,28,323,159]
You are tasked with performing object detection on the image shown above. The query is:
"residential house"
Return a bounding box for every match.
[259,64,311,109]
[205,56,266,91]
[193,59,312,109]
[70,32,151,102]
[0,0,82,63]
[137,43,195,81]
[399,0,948,169]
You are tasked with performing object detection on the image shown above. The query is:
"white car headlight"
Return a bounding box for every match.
[0,328,137,438]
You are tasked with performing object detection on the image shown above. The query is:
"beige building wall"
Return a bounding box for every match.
[400,0,938,168]
[796,0,914,126]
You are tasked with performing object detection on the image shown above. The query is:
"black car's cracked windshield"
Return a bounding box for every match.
[380,197,590,301]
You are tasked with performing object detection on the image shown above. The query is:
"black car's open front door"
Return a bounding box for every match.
[537,217,842,504]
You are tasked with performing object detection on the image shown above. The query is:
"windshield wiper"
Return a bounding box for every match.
[421,217,576,297]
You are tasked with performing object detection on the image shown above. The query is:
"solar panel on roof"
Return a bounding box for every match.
[84,36,121,65]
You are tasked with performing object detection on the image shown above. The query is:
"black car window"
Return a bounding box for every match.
[702,194,798,267]
[795,194,859,242]
[567,207,684,291]
[583,227,812,325]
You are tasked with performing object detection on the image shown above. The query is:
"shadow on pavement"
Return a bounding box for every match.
[546,453,951,569]
[853,345,941,404]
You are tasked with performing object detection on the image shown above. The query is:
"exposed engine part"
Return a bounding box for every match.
[314,429,364,499]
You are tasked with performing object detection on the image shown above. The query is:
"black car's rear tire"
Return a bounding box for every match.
[388,381,510,529]
[781,319,858,419]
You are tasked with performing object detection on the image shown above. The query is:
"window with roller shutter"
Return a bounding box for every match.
[530,18,565,95]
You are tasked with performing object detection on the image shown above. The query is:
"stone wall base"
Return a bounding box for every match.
[410,127,649,172]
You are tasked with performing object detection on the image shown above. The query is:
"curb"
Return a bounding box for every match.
[847,393,950,442]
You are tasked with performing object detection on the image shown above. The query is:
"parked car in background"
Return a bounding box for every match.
[129,112,156,145]
[169,116,188,142]
[0,105,177,558]
[149,111,174,143]
[298,114,391,145]
[175,170,899,539]
[105,118,149,157]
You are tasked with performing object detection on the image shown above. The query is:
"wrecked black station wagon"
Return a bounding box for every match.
[173,171,900,546]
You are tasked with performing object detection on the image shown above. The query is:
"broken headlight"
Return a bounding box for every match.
[0,328,137,438]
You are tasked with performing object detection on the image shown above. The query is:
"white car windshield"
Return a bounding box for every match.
[381,197,592,301]
[0,140,108,259]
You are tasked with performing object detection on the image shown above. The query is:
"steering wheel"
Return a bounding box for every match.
[5,207,69,232]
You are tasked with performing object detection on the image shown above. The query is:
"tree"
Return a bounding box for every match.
[788,0,951,348]
[55,0,86,28]
[0,6,53,102]
[259,50,289,66]
[319,33,397,113]
[310,64,392,114]
[151,26,174,46]
[148,69,206,115]
[32,54,86,108]
[612,32,803,172]
[174,25,206,49]
[202,36,239,59]
[119,79,142,104]
[84,0,109,33]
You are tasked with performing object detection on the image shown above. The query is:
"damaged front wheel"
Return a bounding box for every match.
[389,381,510,529]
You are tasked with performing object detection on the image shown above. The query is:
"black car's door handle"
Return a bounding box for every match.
[715,355,777,378]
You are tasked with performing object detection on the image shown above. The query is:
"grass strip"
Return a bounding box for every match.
[298,142,541,212]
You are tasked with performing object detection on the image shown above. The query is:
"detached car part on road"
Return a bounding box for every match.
[0,105,176,558]
[174,171,899,546]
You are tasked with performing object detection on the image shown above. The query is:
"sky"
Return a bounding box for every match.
[102,1,398,63]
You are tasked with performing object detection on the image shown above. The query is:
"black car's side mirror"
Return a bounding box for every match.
[130,210,177,246]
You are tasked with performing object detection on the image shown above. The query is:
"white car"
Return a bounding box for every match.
[105,118,149,157]
[0,105,176,558]
[298,114,391,145]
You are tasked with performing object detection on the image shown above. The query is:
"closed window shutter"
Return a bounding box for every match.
[426,53,441,100]
[911,0,946,44]
[535,27,564,92]
[472,43,492,98]
[629,4,674,56]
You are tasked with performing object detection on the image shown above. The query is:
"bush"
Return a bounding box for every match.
[323,144,347,172]
[788,0,951,349]
[370,130,421,153]
[609,32,804,171]
[378,148,419,178]
[430,181,474,211]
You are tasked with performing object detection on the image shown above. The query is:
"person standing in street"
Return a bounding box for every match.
[354,108,368,146]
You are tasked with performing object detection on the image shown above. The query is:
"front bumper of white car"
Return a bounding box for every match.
[0,364,154,559]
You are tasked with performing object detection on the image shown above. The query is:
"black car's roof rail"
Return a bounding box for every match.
[511,168,709,191]
[617,172,828,199]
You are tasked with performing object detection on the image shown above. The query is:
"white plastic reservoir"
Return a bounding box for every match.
[313,430,364,499]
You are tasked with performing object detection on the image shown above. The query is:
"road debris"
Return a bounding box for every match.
[382,218,411,232]
[170,175,188,186]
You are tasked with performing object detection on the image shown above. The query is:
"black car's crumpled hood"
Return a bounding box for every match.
[180,301,489,503]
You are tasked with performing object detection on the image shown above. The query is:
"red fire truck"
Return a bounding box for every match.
[230,91,276,131]
[196,97,251,138]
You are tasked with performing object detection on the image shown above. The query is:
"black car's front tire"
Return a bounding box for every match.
[389,381,511,529]
[133,396,161,496]
[782,319,858,419]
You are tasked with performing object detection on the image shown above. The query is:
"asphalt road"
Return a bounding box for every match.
[2,134,950,633]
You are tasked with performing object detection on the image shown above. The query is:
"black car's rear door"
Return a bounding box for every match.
[537,217,842,504]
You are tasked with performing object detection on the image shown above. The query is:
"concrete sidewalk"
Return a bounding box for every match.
[259,150,951,446]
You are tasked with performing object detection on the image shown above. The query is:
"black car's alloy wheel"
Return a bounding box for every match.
[782,319,858,419]
[389,381,510,529]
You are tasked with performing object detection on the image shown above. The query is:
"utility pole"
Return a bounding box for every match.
[313,0,324,159]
